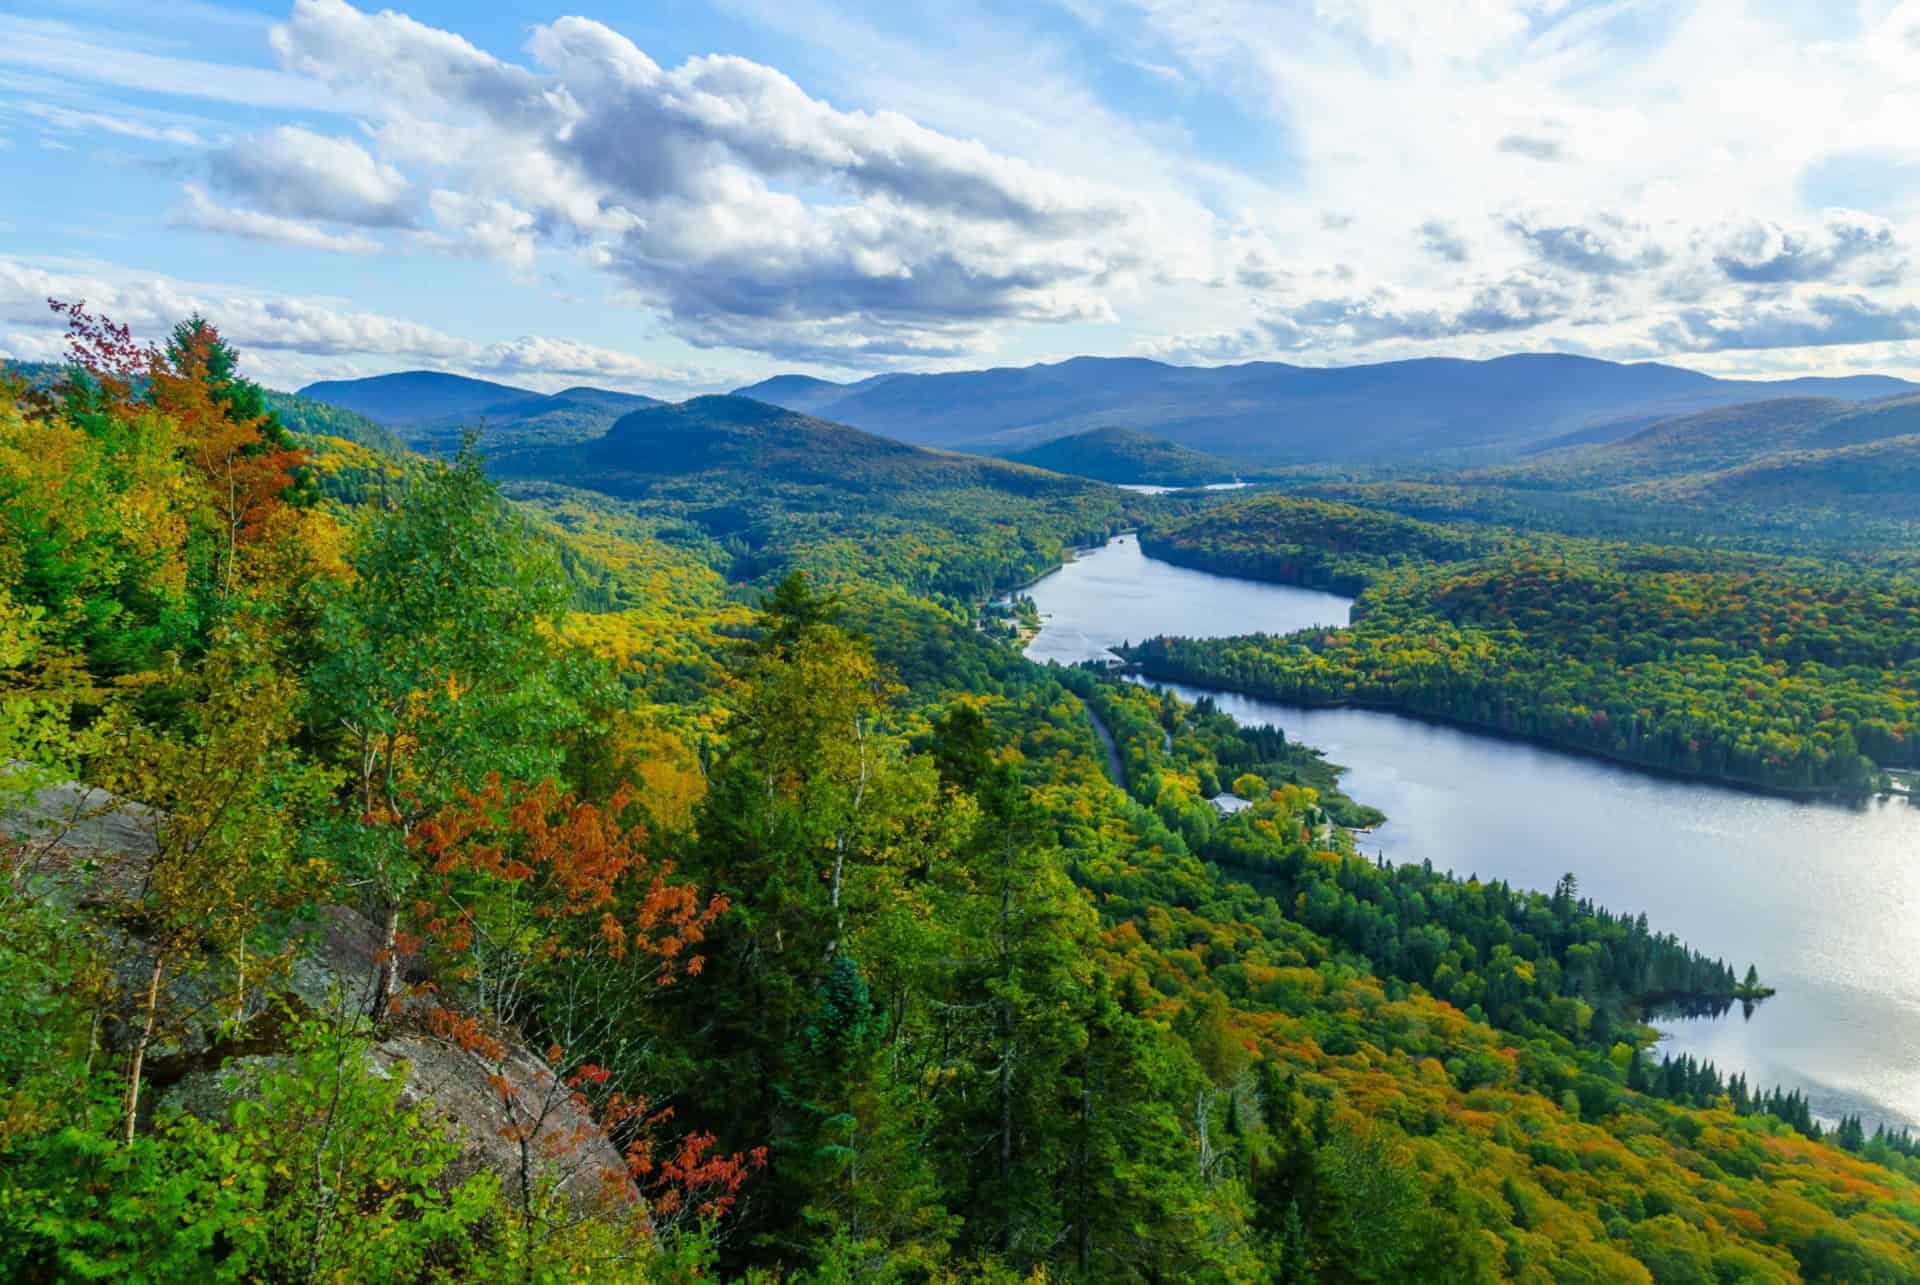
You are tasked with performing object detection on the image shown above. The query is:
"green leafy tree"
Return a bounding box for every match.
[307,446,589,1019]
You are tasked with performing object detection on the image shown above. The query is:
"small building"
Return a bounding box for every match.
[1206,793,1252,817]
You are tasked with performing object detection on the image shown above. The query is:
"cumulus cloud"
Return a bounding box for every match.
[422,190,537,274]
[1148,268,1579,359]
[261,0,1140,362]
[208,125,414,228]
[1656,293,1920,352]
[24,0,1920,377]
[1507,215,1665,278]
[1496,134,1563,161]
[1267,272,1573,349]
[1105,0,1920,370]
[1709,211,1903,286]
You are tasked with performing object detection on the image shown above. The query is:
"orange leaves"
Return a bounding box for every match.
[425,1006,507,1061]
[413,774,726,987]
[636,1130,769,1222]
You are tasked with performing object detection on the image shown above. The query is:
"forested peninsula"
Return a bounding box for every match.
[1129,496,1915,799]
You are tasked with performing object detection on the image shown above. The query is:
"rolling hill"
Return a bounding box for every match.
[498,394,1100,498]
[295,371,663,453]
[1002,426,1245,486]
[1625,433,1920,518]
[1477,392,1920,491]
[491,394,1142,597]
[731,354,1915,463]
[1305,391,1920,553]
[261,390,408,455]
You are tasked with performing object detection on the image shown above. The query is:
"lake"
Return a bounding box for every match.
[1025,535,1920,1132]
[1116,481,1254,496]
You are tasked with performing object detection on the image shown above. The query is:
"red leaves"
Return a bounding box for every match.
[426,1006,507,1061]
[47,299,147,417]
[413,775,725,982]
[624,1126,768,1223]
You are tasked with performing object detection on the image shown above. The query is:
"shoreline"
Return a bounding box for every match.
[1127,541,1914,807]
[1124,665,1900,809]
[998,527,1139,599]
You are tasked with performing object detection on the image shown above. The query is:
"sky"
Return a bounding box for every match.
[6,0,1920,397]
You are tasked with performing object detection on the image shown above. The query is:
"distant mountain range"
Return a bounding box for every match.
[295,371,663,453]
[732,354,1918,463]
[1002,426,1245,487]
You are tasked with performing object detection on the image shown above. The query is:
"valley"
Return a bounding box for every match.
[7,332,1920,1281]
[16,6,1920,1278]
[1026,535,1920,1135]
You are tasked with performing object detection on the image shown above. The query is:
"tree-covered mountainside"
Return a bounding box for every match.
[1301,393,1920,558]
[1129,495,1917,797]
[493,393,1149,600]
[260,388,409,455]
[1479,393,1920,491]
[406,386,666,454]
[733,352,1915,463]
[1003,425,1246,486]
[1625,432,1920,518]
[5,309,1920,1283]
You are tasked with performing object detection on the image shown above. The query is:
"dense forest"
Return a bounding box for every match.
[1002,427,1246,488]
[3,309,1920,1283]
[491,394,1151,606]
[1294,393,1920,560]
[1130,495,1918,797]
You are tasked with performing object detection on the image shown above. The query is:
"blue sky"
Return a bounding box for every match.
[6,0,1920,395]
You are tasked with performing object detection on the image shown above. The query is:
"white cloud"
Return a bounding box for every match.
[0,255,738,394]
[1095,0,1920,369]
[208,126,414,227]
[15,101,200,146]
[178,185,383,255]
[20,0,1920,376]
[263,0,1150,364]
[422,190,537,274]
[0,14,349,112]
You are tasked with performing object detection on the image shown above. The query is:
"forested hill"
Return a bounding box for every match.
[1480,392,1920,490]
[500,394,1102,496]
[261,389,408,455]
[492,394,1145,599]
[730,353,1915,463]
[1302,392,1920,555]
[1003,425,1245,486]
[1627,432,1920,518]
[297,370,665,454]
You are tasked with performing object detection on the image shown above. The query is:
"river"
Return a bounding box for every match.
[1024,534,1920,1133]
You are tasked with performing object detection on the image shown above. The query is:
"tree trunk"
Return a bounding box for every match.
[123,948,167,1144]
[370,900,401,1022]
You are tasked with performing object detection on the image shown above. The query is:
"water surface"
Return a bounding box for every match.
[1021,533,1350,667]
[1116,481,1254,495]
[1026,536,1920,1131]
